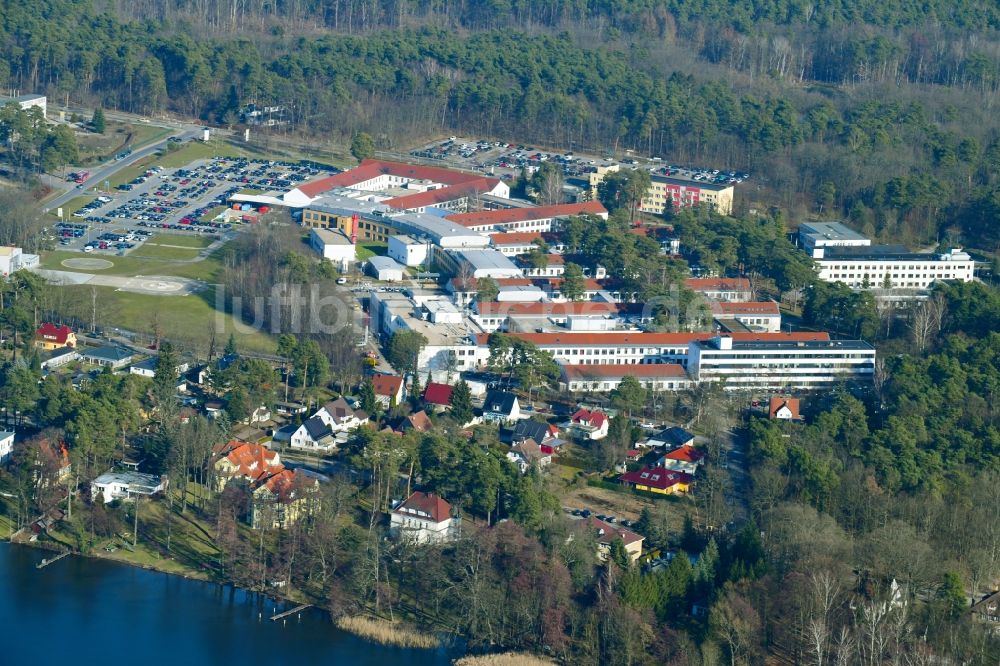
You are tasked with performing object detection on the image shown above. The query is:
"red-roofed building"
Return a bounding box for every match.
[371,373,405,407]
[769,396,801,420]
[399,410,433,433]
[619,466,693,495]
[656,445,706,474]
[422,382,454,411]
[212,440,283,491]
[290,159,508,210]
[34,323,76,351]
[569,408,610,440]
[684,277,753,301]
[251,468,320,529]
[447,201,608,233]
[582,516,645,562]
[390,491,459,544]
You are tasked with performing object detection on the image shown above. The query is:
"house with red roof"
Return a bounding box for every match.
[769,396,801,420]
[568,408,610,440]
[422,382,454,412]
[399,410,433,433]
[211,440,283,491]
[655,445,706,475]
[251,468,321,529]
[390,491,459,544]
[371,373,405,407]
[581,516,645,563]
[34,323,76,351]
[619,466,693,495]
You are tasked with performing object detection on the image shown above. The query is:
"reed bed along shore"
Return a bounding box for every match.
[453,652,555,666]
[334,615,440,649]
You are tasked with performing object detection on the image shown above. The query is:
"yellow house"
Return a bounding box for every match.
[619,466,692,495]
[34,323,76,351]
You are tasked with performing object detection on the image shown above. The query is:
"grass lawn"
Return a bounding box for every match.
[147,233,214,249]
[40,246,226,282]
[198,205,227,223]
[51,195,97,218]
[61,284,275,353]
[129,245,203,261]
[357,242,387,261]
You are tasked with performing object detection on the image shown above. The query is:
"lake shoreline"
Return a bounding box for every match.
[8,535,447,654]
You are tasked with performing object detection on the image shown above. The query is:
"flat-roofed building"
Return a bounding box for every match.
[687,335,876,390]
[449,249,523,279]
[388,234,430,267]
[472,301,619,333]
[309,227,357,268]
[685,277,753,302]
[640,175,735,216]
[711,301,781,332]
[446,201,607,234]
[812,246,974,291]
[798,221,871,254]
[474,331,829,368]
[560,363,692,393]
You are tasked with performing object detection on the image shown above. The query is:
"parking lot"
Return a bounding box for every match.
[53,157,338,256]
[409,136,750,190]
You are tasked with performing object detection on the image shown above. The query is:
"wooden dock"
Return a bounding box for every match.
[36,552,70,569]
[270,604,310,621]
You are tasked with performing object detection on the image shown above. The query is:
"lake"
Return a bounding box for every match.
[0,542,451,665]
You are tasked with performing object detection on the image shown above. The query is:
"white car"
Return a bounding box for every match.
[336,277,348,285]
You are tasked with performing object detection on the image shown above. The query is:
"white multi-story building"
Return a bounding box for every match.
[687,335,876,391]
[812,246,974,291]
[712,301,782,332]
[559,363,692,393]
[798,222,871,254]
[0,431,13,464]
[474,331,830,368]
[447,201,607,234]
[390,491,459,544]
[684,277,753,302]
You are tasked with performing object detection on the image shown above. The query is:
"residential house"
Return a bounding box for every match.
[91,471,167,504]
[204,400,225,419]
[399,410,433,433]
[619,466,693,495]
[290,416,336,452]
[128,356,191,379]
[656,445,706,475]
[41,347,79,370]
[507,438,552,474]
[506,418,558,446]
[390,491,459,544]
[36,438,72,483]
[315,397,369,432]
[34,323,76,351]
[482,391,521,424]
[582,516,644,563]
[212,440,283,491]
[769,396,801,420]
[569,409,609,440]
[641,426,696,449]
[371,373,405,408]
[250,468,321,529]
[422,383,454,412]
[0,431,13,464]
[971,591,1000,624]
[80,345,135,369]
